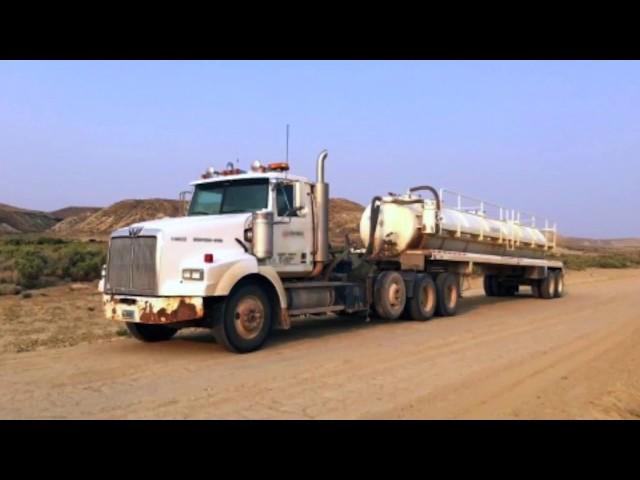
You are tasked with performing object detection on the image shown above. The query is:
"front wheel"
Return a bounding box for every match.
[125,322,178,342]
[212,283,272,353]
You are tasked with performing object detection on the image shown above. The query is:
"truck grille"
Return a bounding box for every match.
[105,236,157,295]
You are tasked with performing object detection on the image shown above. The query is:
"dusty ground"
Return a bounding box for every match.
[0,282,122,354]
[1,268,639,419]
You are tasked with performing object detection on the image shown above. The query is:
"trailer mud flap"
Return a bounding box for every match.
[104,295,204,324]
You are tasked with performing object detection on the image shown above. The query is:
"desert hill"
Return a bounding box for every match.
[3,198,639,254]
[0,202,59,234]
[557,236,640,251]
[49,206,102,220]
[50,199,185,238]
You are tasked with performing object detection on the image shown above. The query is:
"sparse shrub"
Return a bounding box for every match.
[59,244,105,281]
[559,251,640,270]
[0,284,21,295]
[116,327,130,337]
[0,238,107,290]
[35,237,67,245]
[15,249,48,288]
[5,238,25,246]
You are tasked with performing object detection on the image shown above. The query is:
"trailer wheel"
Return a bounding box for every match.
[406,274,436,321]
[212,282,272,353]
[125,322,178,342]
[483,275,496,297]
[497,282,517,297]
[553,271,565,298]
[374,271,406,320]
[435,273,459,316]
[539,273,556,299]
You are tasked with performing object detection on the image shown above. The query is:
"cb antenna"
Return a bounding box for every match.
[286,124,290,164]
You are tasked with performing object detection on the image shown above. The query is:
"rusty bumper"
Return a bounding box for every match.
[103,294,204,324]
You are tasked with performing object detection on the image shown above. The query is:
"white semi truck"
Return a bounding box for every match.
[100,150,565,353]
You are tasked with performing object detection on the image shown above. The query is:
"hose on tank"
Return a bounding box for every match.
[409,185,442,234]
[366,196,383,257]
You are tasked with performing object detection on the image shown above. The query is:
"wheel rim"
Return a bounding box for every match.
[547,277,554,296]
[421,284,435,312]
[557,275,564,295]
[447,282,457,307]
[233,295,265,340]
[387,281,403,309]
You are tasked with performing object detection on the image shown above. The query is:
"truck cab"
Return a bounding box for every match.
[100,152,336,353]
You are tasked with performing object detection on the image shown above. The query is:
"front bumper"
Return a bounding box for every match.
[103,294,205,324]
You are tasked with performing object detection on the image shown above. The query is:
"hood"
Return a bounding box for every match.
[111,213,252,245]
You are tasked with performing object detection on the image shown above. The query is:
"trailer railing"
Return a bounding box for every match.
[437,188,557,249]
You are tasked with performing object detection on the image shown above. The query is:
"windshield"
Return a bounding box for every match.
[188,179,269,216]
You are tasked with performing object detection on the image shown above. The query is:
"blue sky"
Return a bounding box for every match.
[0,60,638,238]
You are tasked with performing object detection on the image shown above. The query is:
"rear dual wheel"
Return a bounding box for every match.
[404,274,437,321]
[374,271,406,320]
[553,271,565,298]
[374,271,457,320]
[484,275,517,297]
[535,270,564,299]
[435,273,459,316]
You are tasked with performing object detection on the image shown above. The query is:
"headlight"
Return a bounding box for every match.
[182,269,204,281]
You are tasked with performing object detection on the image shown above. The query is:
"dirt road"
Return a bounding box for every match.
[1,269,639,419]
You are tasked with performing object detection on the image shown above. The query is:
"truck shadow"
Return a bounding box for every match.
[173,291,540,350]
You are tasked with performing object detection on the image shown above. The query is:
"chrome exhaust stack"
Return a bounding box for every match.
[314,149,330,267]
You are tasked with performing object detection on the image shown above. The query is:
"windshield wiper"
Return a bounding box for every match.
[221,209,251,214]
[189,210,211,216]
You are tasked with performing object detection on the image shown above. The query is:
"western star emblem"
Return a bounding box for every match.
[129,226,143,237]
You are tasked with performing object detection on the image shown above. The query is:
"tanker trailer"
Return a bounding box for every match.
[358,186,564,320]
[360,187,555,259]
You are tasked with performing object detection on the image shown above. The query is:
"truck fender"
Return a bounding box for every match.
[206,256,259,297]
[210,263,289,330]
[207,260,288,311]
[256,265,288,310]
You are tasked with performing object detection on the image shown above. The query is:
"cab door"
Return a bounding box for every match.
[270,181,314,275]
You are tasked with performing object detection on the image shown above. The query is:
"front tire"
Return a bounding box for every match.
[212,283,272,353]
[125,322,178,342]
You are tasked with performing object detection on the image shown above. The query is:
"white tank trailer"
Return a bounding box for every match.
[360,187,557,260]
[100,150,565,353]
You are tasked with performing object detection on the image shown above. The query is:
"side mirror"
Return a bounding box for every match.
[179,190,193,215]
[293,182,305,210]
[285,206,305,217]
